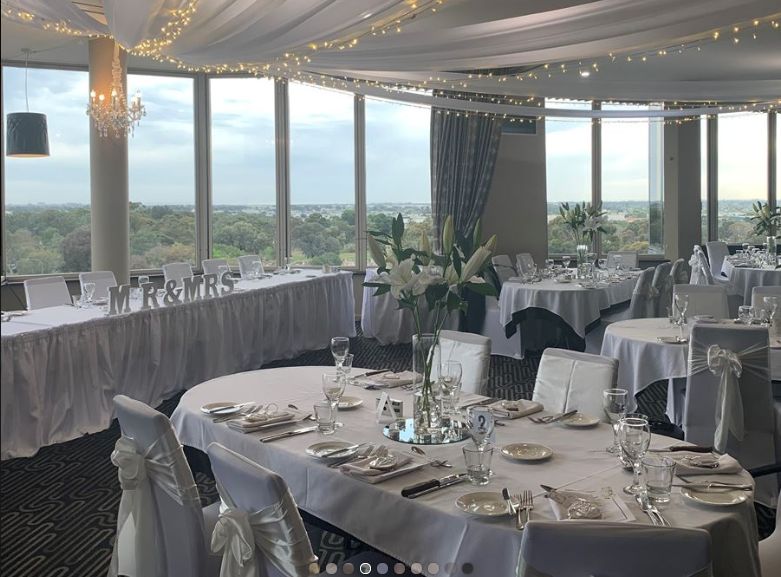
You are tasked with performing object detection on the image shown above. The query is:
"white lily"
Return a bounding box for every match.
[461,246,491,282]
[368,235,386,269]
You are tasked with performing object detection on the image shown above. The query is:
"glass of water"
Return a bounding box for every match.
[252,260,263,280]
[642,455,676,505]
[314,401,336,435]
[463,445,493,486]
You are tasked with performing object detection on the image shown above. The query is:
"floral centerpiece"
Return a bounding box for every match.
[558,201,609,249]
[750,201,780,237]
[364,214,498,434]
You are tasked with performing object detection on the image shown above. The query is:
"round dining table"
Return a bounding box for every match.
[721,260,781,305]
[171,365,760,577]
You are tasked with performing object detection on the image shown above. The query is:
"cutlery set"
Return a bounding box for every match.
[401,474,469,498]
[502,487,533,530]
[635,493,668,526]
[529,409,578,424]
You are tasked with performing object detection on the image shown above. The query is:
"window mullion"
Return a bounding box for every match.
[592,101,602,256]
[769,112,777,209]
[194,73,211,266]
[355,95,367,271]
[275,78,290,266]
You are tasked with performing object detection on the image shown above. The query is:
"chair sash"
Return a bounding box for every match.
[689,253,705,285]
[109,436,201,577]
[689,341,768,453]
[211,481,317,577]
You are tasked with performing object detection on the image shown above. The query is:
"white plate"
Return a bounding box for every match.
[200,401,242,415]
[680,487,747,507]
[500,443,553,462]
[455,492,509,516]
[338,396,364,410]
[305,441,357,459]
[560,413,601,428]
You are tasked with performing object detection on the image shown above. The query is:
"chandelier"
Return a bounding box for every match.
[86,43,145,138]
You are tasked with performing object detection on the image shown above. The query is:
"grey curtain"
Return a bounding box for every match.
[431,105,503,242]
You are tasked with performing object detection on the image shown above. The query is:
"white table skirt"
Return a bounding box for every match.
[499,275,638,337]
[172,366,760,577]
[1,272,355,459]
[361,269,458,345]
[722,261,781,305]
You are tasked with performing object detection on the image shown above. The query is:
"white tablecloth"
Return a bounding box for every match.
[722,260,781,305]
[361,268,457,345]
[172,366,760,577]
[1,272,355,459]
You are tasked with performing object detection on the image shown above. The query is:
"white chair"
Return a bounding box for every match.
[752,285,781,314]
[112,395,221,577]
[437,330,491,395]
[698,251,715,285]
[532,348,618,419]
[202,258,228,277]
[627,267,657,319]
[237,255,263,279]
[516,253,535,275]
[79,270,117,301]
[683,324,776,506]
[518,521,712,577]
[606,251,638,269]
[689,246,708,286]
[652,262,673,317]
[670,258,689,284]
[673,284,729,319]
[163,262,194,288]
[491,254,516,285]
[23,276,71,310]
[760,488,781,577]
[705,241,729,277]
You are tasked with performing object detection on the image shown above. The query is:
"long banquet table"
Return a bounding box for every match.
[172,366,760,577]
[0,271,355,459]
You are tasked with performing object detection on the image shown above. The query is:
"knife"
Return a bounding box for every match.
[401,473,469,498]
[259,425,317,443]
[361,369,391,377]
[548,409,578,423]
[204,402,253,415]
[673,482,753,491]
[319,443,362,458]
[648,445,713,453]
[458,397,498,410]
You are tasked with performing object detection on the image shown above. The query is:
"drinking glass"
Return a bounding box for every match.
[83,282,96,306]
[463,445,493,486]
[330,336,350,367]
[619,416,651,495]
[738,305,753,324]
[340,353,354,383]
[252,260,263,280]
[561,255,571,270]
[467,406,494,450]
[763,296,779,327]
[314,401,336,435]
[674,293,689,341]
[544,258,555,271]
[138,275,150,287]
[216,265,230,288]
[614,254,624,273]
[642,455,676,505]
[322,371,346,409]
[439,360,463,417]
[603,388,628,453]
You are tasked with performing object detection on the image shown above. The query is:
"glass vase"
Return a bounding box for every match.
[412,333,442,436]
[766,236,777,266]
[576,244,589,277]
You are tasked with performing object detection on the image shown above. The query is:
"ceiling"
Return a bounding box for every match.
[1,0,779,103]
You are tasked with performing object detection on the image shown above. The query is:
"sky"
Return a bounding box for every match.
[2,67,776,207]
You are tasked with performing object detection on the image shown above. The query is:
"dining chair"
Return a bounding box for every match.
[202,258,229,277]
[237,254,263,279]
[531,348,618,419]
[670,258,689,284]
[112,395,221,577]
[515,253,535,275]
[79,270,117,301]
[672,284,729,319]
[437,330,491,395]
[606,251,639,269]
[705,241,729,277]
[479,265,523,358]
[651,261,673,317]
[517,521,712,577]
[698,251,715,285]
[684,324,776,506]
[491,254,516,285]
[759,485,781,577]
[23,275,71,310]
[627,267,657,319]
[162,262,194,288]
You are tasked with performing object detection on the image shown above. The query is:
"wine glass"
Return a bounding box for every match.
[216,265,230,288]
[467,406,494,450]
[83,282,96,306]
[561,255,571,270]
[619,416,651,495]
[674,293,689,342]
[252,260,263,280]
[763,296,778,327]
[603,388,628,453]
[330,337,350,368]
[322,371,346,426]
[439,360,463,417]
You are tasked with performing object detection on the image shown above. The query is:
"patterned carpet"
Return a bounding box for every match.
[0,325,730,577]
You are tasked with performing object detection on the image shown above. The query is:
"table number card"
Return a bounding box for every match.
[376,392,403,423]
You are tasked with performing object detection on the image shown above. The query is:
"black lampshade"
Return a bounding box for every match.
[6,112,50,157]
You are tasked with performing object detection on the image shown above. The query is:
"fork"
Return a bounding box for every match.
[514,490,533,530]
[529,410,577,424]
[212,404,258,423]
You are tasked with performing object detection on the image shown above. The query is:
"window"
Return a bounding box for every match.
[2,66,91,275]
[601,103,664,254]
[717,113,768,244]
[289,82,355,267]
[545,99,592,254]
[365,97,431,265]
[210,77,277,267]
[701,116,709,243]
[127,74,196,269]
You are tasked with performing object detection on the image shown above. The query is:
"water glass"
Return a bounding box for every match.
[602,388,628,453]
[330,336,350,366]
[738,305,753,324]
[83,282,96,306]
[439,360,463,417]
[314,401,336,435]
[251,260,263,280]
[340,353,354,383]
[619,416,651,495]
[763,296,779,326]
[322,371,346,409]
[642,455,676,505]
[463,445,493,486]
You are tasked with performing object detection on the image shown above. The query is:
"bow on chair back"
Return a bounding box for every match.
[208,443,318,577]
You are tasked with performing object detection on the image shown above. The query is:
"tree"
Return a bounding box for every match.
[62,226,91,272]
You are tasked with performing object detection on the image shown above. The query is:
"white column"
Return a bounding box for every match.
[663,120,702,260]
[88,38,129,284]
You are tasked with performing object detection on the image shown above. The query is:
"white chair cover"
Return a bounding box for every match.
[627,267,657,319]
[531,348,618,419]
[698,251,715,285]
[517,521,712,577]
[684,325,776,505]
[23,275,71,310]
[705,241,729,277]
[79,271,117,301]
[203,259,229,277]
[671,258,689,284]
[207,443,318,577]
[606,251,639,269]
[437,330,491,395]
[689,246,707,286]
[673,284,729,319]
[112,395,216,577]
[480,296,523,358]
[238,255,263,279]
[491,255,516,285]
[652,261,673,317]
[759,489,781,577]
[162,262,194,288]
[516,253,535,275]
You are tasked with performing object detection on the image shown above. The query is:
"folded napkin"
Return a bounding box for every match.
[356,371,416,388]
[546,489,635,522]
[489,399,543,419]
[226,411,296,433]
[671,452,742,475]
[339,448,424,484]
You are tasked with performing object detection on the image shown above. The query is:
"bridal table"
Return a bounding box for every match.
[0,271,355,459]
[172,365,760,577]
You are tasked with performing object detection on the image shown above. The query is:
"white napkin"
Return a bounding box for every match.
[671,452,742,475]
[339,449,424,484]
[226,411,296,433]
[489,399,543,419]
[356,371,416,388]
[546,490,635,522]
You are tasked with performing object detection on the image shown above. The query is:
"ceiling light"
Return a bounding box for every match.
[579,69,591,78]
[6,49,49,158]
